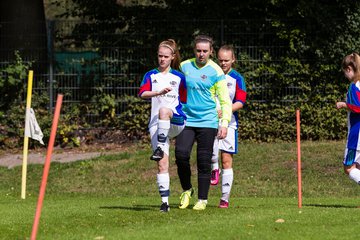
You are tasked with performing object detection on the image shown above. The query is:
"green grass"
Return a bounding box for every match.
[1,141,359,239]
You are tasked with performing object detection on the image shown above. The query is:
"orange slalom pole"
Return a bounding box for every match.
[30,94,63,240]
[296,109,302,208]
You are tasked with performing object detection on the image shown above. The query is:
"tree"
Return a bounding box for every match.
[0,0,48,73]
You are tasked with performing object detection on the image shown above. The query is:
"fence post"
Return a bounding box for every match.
[46,20,54,111]
[220,19,224,45]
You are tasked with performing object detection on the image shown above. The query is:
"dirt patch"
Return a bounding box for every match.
[0,143,133,169]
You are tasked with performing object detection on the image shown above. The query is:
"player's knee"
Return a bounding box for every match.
[198,162,211,174]
[159,107,171,119]
[344,165,355,175]
[175,150,188,165]
[344,167,351,175]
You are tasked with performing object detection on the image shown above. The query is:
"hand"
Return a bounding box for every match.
[217,110,222,118]
[336,102,346,109]
[217,126,228,139]
[158,87,172,96]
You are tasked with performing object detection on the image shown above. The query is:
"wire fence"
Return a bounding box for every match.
[1,19,303,126]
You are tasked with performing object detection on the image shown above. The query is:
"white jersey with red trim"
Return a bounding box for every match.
[222,69,247,129]
[138,68,187,128]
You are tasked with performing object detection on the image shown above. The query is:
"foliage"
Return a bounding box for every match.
[2,1,359,144]
[0,51,30,111]
[57,103,89,147]
[118,95,150,140]
[89,90,119,127]
[0,52,46,149]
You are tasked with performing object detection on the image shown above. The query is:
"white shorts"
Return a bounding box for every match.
[212,127,238,162]
[149,122,185,156]
[343,148,360,166]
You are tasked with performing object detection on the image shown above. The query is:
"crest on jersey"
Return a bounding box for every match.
[227,83,232,87]
[200,75,207,80]
[170,81,177,87]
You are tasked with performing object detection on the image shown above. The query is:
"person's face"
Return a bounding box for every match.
[158,46,174,70]
[218,49,235,74]
[344,66,355,81]
[194,42,212,66]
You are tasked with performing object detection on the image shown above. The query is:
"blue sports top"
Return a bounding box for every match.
[346,81,360,150]
[180,58,232,129]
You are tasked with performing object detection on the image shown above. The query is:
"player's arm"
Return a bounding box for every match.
[233,76,247,112]
[140,87,172,99]
[212,79,232,139]
[215,79,232,128]
[345,84,360,113]
[232,102,244,112]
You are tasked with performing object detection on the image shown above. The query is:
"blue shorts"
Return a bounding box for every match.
[343,148,360,166]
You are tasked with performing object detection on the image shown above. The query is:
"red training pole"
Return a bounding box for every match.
[30,94,63,240]
[296,109,302,208]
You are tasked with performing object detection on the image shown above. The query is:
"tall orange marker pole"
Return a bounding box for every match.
[30,94,63,240]
[296,109,302,208]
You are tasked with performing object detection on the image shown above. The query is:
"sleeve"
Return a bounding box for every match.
[179,74,187,104]
[138,73,151,97]
[346,84,360,113]
[214,79,232,127]
[215,97,221,110]
[234,76,247,104]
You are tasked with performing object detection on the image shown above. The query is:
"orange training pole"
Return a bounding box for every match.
[296,109,302,208]
[30,94,63,240]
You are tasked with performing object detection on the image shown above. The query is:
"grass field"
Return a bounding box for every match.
[1,141,360,239]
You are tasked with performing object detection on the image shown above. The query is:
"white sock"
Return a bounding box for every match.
[349,168,360,184]
[157,173,170,203]
[212,138,219,169]
[212,162,219,170]
[221,168,234,201]
[157,120,170,150]
[198,199,208,204]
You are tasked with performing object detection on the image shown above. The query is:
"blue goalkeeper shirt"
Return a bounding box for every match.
[180,58,232,129]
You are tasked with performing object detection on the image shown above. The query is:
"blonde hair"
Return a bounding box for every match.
[342,53,360,81]
[218,44,236,60]
[158,39,181,70]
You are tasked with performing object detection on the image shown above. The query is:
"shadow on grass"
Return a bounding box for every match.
[304,204,360,209]
[99,205,158,211]
[99,204,225,211]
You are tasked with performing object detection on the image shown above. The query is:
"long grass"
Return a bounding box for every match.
[1,141,359,239]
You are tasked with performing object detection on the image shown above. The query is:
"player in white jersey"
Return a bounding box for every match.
[210,45,247,208]
[138,39,187,212]
[336,53,360,186]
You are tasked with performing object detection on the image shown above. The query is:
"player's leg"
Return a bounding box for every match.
[218,128,238,208]
[211,137,220,185]
[157,113,187,213]
[157,154,170,212]
[150,107,173,161]
[149,125,170,212]
[343,148,360,184]
[193,127,217,210]
[150,125,171,212]
[219,152,233,208]
[175,126,195,209]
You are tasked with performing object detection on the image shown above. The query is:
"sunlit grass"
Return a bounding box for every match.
[1,141,359,239]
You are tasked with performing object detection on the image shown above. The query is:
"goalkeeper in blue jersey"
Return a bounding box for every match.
[175,35,232,211]
[336,52,360,185]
